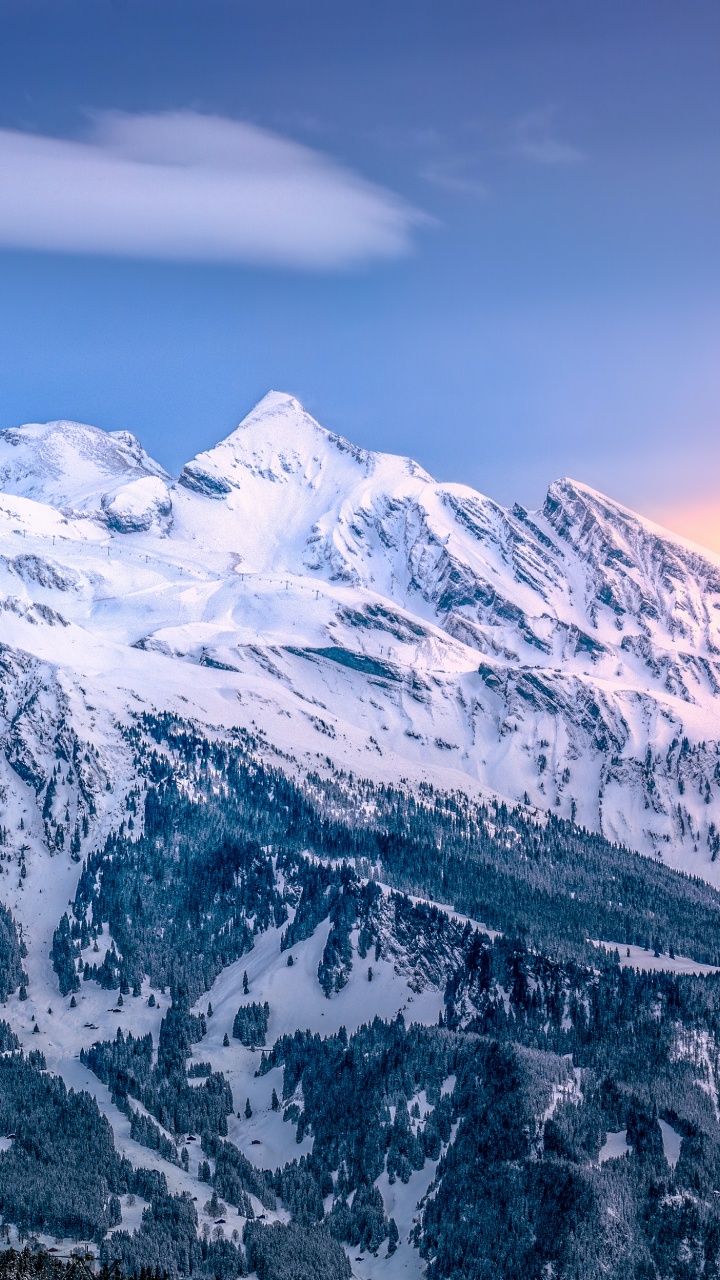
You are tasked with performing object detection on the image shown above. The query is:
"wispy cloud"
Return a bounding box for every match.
[410,107,582,197]
[510,108,584,166]
[0,111,425,268]
[419,154,488,197]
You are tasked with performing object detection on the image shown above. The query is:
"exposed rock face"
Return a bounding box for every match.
[102,477,173,533]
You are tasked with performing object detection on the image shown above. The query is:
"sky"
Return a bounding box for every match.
[1,0,720,547]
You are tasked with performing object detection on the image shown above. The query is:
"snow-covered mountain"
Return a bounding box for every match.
[2,390,719,880]
[0,418,171,517]
[4,390,720,1276]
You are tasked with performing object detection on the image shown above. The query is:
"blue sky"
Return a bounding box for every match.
[1,0,720,541]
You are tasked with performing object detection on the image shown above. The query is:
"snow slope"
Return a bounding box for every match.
[3,831,459,1274]
[2,390,720,874]
[594,942,720,976]
[0,419,171,513]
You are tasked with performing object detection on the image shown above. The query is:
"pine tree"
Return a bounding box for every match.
[243,971,249,995]
[245,1098,252,1119]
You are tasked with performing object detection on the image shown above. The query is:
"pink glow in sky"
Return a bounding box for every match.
[652,502,720,557]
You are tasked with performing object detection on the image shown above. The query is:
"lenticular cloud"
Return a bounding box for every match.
[0,111,421,268]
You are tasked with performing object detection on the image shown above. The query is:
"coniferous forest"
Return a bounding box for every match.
[5,713,720,1278]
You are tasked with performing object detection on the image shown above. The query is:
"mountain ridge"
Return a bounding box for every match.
[1,391,720,876]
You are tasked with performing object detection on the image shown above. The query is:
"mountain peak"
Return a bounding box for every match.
[5,392,720,876]
[544,475,718,562]
[239,389,307,421]
[226,389,362,454]
[0,417,169,511]
[178,390,375,498]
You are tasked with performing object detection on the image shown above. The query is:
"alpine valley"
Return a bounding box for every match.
[2,393,720,1280]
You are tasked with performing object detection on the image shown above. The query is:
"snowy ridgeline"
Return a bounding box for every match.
[2,390,720,874]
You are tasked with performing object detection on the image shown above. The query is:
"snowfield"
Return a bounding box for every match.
[594,941,720,976]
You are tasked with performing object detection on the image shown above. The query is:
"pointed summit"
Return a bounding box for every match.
[178,391,373,498]
[544,474,720,569]
[234,389,312,428]
[171,390,436,580]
